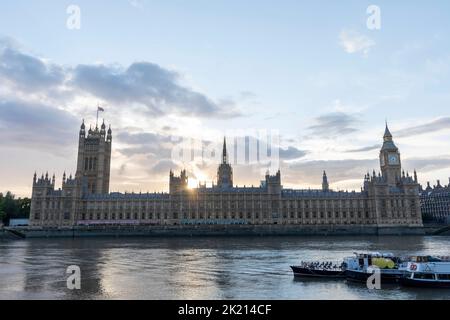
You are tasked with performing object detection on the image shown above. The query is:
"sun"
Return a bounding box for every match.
[188,178,198,189]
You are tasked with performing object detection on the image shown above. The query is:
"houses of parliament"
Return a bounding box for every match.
[29,119,423,228]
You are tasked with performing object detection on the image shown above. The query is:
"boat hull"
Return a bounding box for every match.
[345,269,404,283]
[400,278,450,288]
[290,266,345,278]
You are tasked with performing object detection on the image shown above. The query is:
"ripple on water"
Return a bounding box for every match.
[0,236,450,299]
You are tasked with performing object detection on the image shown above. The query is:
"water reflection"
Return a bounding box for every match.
[1,236,450,300]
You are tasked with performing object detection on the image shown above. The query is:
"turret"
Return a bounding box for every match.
[322,171,329,192]
[217,137,233,188]
[80,119,86,138]
[169,169,188,194]
[100,120,106,136]
[265,170,281,195]
[107,125,112,143]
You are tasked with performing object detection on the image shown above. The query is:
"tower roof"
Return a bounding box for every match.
[381,122,398,151]
[384,122,393,141]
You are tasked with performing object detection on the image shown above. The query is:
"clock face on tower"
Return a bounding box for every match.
[388,154,399,165]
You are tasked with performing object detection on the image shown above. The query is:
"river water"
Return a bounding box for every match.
[1,236,450,300]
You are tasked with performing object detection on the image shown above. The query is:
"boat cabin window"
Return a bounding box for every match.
[437,274,450,280]
[413,273,435,280]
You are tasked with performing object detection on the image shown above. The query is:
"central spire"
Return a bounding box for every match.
[322,171,329,192]
[222,136,228,164]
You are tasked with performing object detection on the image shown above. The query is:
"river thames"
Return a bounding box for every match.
[1,236,450,300]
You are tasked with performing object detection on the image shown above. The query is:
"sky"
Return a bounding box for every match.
[1,0,450,197]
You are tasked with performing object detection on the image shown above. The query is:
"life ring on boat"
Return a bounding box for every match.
[410,263,417,271]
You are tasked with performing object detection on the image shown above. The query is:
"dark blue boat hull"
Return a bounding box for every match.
[345,269,403,283]
[290,266,345,278]
[400,277,450,288]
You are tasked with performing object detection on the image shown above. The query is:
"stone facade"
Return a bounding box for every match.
[420,179,450,223]
[29,121,423,228]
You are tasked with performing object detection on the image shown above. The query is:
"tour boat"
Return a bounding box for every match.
[400,256,450,288]
[290,261,346,278]
[344,252,407,283]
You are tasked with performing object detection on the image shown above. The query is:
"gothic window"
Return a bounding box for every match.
[85,158,89,170]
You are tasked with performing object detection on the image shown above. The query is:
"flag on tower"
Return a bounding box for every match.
[96,104,105,128]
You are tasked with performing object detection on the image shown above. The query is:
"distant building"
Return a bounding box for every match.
[29,120,423,228]
[420,180,450,224]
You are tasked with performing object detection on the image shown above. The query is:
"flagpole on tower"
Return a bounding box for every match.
[96,103,100,128]
[96,103,105,129]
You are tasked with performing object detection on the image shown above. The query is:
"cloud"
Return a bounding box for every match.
[281,156,450,188]
[72,62,240,118]
[0,39,240,120]
[0,46,65,91]
[339,30,375,56]
[129,0,144,8]
[307,112,358,138]
[395,117,450,138]
[117,131,172,145]
[0,100,78,152]
[116,131,174,157]
[279,146,308,160]
[345,144,380,153]
[150,159,178,174]
[286,159,378,184]
[403,157,450,173]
